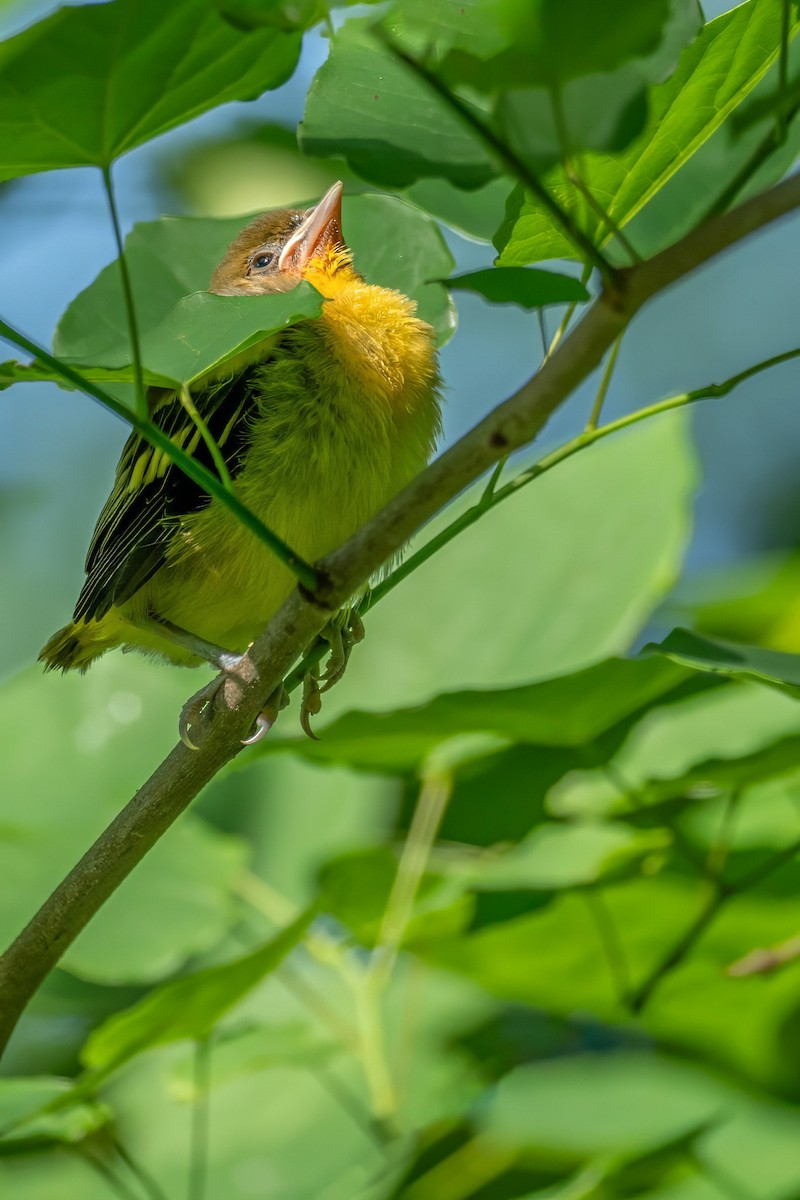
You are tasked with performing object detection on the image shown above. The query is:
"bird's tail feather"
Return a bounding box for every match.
[39,621,114,673]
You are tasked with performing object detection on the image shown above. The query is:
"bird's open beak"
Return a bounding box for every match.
[278,181,344,274]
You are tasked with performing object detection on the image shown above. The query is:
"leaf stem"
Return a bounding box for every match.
[101,165,146,420]
[778,0,791,144]
[380,33,617,290]
[585,334,623,431]
[0,317,321,591]
[179,385,233,490]
[628,880,725,1014]
[188,1037,212,1200]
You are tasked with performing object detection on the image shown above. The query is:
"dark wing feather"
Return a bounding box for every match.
[74,370,260,623]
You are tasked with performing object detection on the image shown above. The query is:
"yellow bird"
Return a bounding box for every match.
[40,182,442,741]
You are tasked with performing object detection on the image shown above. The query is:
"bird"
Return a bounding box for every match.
[40,181,442,744]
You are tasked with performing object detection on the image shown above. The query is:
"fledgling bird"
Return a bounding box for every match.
[40,182,442,742]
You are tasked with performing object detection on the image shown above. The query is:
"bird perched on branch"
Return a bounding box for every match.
[40,182,442,743]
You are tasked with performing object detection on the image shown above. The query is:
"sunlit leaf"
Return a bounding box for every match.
[497,0,796,264]
[0,0,301,180]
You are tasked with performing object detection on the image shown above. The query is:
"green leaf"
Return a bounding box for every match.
[482,1052,721,1160]
[0,1078,110,1150]
[63,286,324,389]
[0,0,301,180]
[496,0,795,264]
[553,685,800,823]
[440,267,588,309]
[295,411,697,718]
[465,823,670,891]
[52,193,454,389]
[299,21,496,189]
[169,1021,338,1099]
[651,628,800,697]
[215,0,328,32]
[317,847,471,946]
[81,910,313,1074]
[258,656,691,773]
[389,0,700,89]
[0,659,247,984]
[403,177,514,242]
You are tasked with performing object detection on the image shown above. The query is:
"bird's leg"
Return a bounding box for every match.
[141,618,287,750]
[300,608,366,737]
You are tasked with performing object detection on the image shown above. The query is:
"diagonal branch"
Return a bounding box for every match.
[2,171,800,1058]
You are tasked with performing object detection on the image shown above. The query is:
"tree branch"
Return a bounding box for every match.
[2,171,800,1057]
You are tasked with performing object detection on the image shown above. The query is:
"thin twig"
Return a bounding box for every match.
[101,165,146,420]
[3,170,800,1055]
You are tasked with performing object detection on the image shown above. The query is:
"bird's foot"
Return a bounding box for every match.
[299,610,365,738]
[179,661,288,751]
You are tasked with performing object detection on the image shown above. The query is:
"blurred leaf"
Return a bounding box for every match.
[0,1078,110,1150]
[0,0,301,180]
[258,657,691,773]
[440,267,588,310]
[317,847,471,946]
[215,0,327,31]
[82,911,313,1074]
[169,1021,338,1099]
[652,628,800,698]
[551,681,800,819]
[53,193,454,388]
[465,823,670,891]
[300,412,697,718]
[425,871,800,1092]
[496,0,794,264]
[0,660,247,983]
[299,21,496,189]
[481,1052,719,1160]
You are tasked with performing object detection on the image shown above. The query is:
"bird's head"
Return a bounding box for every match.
[210,180,349,297]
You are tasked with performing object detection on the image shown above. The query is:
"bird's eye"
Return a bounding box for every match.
[253,252,273,269]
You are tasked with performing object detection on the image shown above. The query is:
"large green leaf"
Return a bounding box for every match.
[82,911,312,1073]
[496,0,795,264]
[551,679,800,819]
[295,411,696,719]
[299,21,496,189]
[50,193,454,391]
[482,1053,719,1159]
[0,0,300,181]
[257,656,691,773]
[0,659,246,984]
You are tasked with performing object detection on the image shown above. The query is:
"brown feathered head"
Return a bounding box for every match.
[210,181,345,297]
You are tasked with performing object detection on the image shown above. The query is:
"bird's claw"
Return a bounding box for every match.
[299,609,365,737]
[180,671,288,751]
[320,611,365,693]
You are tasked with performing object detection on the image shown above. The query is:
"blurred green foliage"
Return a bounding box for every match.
[4,1,800,1198]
